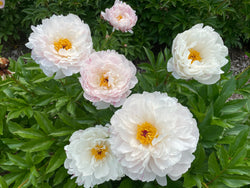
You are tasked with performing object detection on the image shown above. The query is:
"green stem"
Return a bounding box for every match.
[235,64,250,79]
[100,31,115,51]
[10,75,35,97]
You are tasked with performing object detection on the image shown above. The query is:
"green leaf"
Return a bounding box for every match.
[229,129,248,155]
[143,47,155,65]
[214,77,236,115]
[7,121,23,134]
[49,128,74,137]
[20,139,54,152]
[226,166,250,175]
[1,138,25,150]
[56,96,69,111]
[63,178,77,188]
[7,153,30,169]
[119,178,134,188]
[0,106,6,135]
[13,128,45,139]
[58,113,82,128]
[3,172,25,186]
[0,176,8,188]
[221,99,247,114]
[208,152,221,175]
[156,51,164,67]
[46,148,66,174]
[53,167,68,186]
[229,146,247,167]
[221,174,250,187]
[34,111,54,134]
[66,102,76,116]
[216,146,228,168]
[7,110,23,122]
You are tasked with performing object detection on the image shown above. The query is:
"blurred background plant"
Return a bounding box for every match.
[0,0,250,60]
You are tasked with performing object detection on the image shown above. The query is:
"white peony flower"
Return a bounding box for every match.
[64,125,124,188]
[26,14,93,79]
[79,50,138,109]
[110,92,199,186]
[101,0,137,33]
[167,23,228,84]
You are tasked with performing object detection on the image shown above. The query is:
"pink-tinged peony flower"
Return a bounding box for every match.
[64,125,124,188]
[110,92,199,186]
[167,24,228,84]
[101,0,137,33]
[0,0,4,8]
[79,50,138,109]
[26,14,93,79]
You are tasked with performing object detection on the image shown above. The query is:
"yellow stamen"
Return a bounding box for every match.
[188,48,202,64]
[136,122,158,145]
[91,144,108,160]
[54,38,72,52]
[100,74,110,88]
[116,15,123,21]
[0,2,3,6]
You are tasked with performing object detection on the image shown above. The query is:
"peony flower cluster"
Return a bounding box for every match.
[64,125,124,188]
[26,14,93,79]
[23,6,227,187]
[0,0,5,8]
[79,50,138,109]
[110,92,199,186]
[101,0,137,33]
[167,24,228,84]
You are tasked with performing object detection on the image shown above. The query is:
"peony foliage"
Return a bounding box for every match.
[0,1,250,188]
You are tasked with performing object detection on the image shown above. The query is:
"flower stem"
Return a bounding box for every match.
[100,31,115,51]
[235,64,250,80]
[10,75,35,97]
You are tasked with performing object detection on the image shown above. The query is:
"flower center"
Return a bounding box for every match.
[91,144,108,160]
[116,15,123,21]
[136,122,158,145]
[54,38,72,52]
[100,74,110,88]
[0,2,3,6]
[188,48,202,64]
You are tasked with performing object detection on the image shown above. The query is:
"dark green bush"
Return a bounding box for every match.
[1,0,249,58]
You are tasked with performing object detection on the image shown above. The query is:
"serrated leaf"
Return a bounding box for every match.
[208,152,221,175]
[20,139,54,152]
[46,148,66,174]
